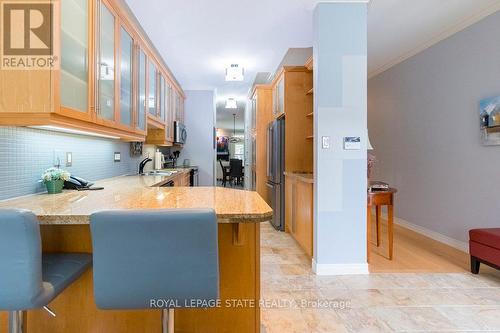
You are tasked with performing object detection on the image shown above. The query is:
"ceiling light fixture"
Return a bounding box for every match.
[225,64,244,81]
[225,98,238,109]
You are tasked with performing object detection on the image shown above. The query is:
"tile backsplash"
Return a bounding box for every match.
[0,127,142,200]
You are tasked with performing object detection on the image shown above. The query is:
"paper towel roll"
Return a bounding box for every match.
[154,151,163,170]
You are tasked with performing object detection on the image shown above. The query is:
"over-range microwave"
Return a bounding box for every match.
[174,121,187,144]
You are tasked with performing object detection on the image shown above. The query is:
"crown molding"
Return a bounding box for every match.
[369,2,500,79]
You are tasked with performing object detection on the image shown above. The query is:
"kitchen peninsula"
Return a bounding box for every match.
[0,176,272,333]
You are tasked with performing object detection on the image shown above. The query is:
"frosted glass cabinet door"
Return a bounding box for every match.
[159,75,166,121]
[148,62,157,116]
[137,49,146,131]
[98,2,115,121]
[60,0,88,112]
[119,27,133,127]
[277,77,284,114]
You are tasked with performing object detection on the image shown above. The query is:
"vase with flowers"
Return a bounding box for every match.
[41,167,71,194]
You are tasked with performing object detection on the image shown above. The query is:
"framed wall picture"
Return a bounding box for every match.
[479,95,500,145]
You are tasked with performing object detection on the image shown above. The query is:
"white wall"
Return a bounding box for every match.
[368,11,500,243]
[183,90,216,186]
[313,3,368,275]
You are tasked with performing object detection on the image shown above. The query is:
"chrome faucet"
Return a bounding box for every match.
[138,157,152,175]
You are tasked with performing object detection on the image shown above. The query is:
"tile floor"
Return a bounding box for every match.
[260,222,500,333]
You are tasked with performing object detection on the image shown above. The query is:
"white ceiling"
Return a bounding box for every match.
[125,0,500,129]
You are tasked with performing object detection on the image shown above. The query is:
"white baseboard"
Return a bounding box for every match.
[393,216,469,253]
[312,259,369,275]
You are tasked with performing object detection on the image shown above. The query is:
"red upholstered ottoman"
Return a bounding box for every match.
[469,228,500,274]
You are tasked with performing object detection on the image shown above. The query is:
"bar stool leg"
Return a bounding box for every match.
[162,309,175,333]
[9,311,23,333]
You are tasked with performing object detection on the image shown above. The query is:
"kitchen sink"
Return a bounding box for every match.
[144,171,173,176]
[125,171,174,177]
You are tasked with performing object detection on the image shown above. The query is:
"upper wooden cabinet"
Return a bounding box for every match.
[136,47,147,133]
[270,66,313,173]
[272,75,284,117]
[97,0,116,124]
[0,0,184,142]
[60,0,92,121]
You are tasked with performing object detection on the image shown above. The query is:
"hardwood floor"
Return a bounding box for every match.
[369,218,469,273]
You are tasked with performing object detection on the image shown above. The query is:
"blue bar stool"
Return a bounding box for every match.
[90,209,219,333]
[0,209,92,333]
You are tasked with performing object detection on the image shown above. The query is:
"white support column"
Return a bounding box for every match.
[312,1,369,275]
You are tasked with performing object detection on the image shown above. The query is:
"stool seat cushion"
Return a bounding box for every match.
[36,253,92,306]
[0,209,92,311]
[469,228,500,249]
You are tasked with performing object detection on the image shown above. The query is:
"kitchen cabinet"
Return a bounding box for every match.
[0,0,184,142]
[159,75,166,122]
[165,84,174,142]
[119,26,133,128]
[148,60,158,117]
[145,73,174,146]
[250,84,273,203]
[137,47,147,132]
[272,75,284,117]
[96,1,116,124]
[59,0,92,121]
[172,171,191,186]
[285,173,313,257]
[270,66,313,173]
[173,89,185,123]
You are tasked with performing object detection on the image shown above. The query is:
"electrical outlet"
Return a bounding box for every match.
[66,152,72,167]
[114,152,121,162]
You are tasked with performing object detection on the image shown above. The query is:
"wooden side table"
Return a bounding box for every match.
[367,188,397,260]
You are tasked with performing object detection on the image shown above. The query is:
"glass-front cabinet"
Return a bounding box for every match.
[59,0,91,120]
[119,26,133,128]
[97,1,116,123]
[0,0,185,141]
[165,83,173,142]
[159,75,166,121]
[148,61,157,117]
[137,48,147,132]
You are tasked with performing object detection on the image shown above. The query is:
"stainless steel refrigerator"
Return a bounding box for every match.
[266,117,285,231]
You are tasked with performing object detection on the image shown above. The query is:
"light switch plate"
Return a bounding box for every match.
[53,149,64,167]
[114,152,121,162]
[322,136,330,149]
[66,152,72,167]
[343,137,361,150]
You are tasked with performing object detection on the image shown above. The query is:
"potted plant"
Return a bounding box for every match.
[41,167,71,194]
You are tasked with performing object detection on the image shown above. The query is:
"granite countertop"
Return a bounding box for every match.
[0,174,273,225]
[284,172,314,184]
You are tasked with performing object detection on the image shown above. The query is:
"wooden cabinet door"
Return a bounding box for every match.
[295,181,313,257]
[136,46,147,133]
[285,176,295,234]
[159,74,166,122]
[118,25,134,130]
[147,60,158,118]
[173,89,181,122]
[57,0,94,122]
[276,76,284,116]
[96,0,118,126]
[165,83,174,143]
